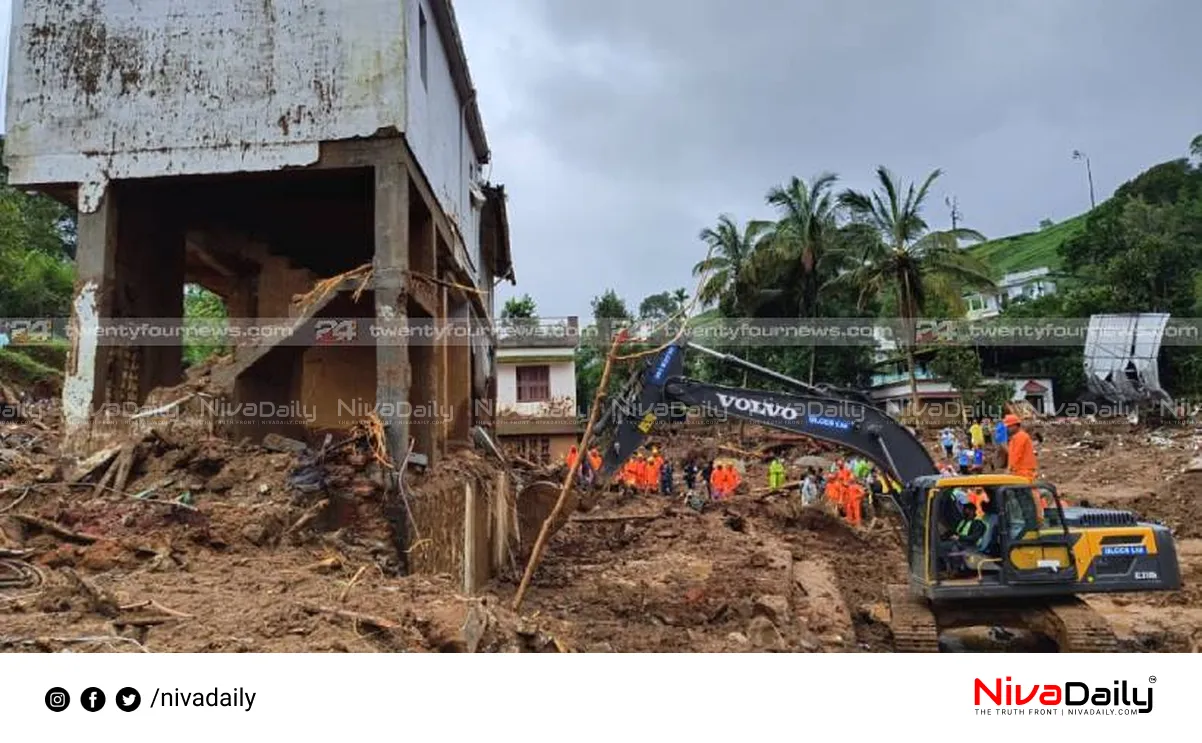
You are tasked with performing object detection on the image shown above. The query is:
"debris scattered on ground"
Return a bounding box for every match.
[3,404,1200,652]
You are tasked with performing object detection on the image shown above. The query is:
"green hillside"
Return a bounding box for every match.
[966,212,1087,277]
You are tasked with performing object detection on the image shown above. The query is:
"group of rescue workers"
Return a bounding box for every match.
[611,447,745,499]
[555,412,1044,534]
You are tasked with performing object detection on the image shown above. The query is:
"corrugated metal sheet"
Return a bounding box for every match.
[1083,313,1172,403]
[5,0,407,211]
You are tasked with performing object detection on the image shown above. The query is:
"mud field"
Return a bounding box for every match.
[2,414,1200,653]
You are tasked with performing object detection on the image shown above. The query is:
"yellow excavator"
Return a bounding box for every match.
[591,342,1183,651]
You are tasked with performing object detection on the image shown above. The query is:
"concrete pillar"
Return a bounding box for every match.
[374,154,411,564]
[62,188,119,455]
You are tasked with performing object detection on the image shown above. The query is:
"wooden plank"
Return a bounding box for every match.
[463,480,477,595]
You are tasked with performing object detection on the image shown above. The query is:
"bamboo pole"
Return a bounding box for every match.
[512,329,627,611]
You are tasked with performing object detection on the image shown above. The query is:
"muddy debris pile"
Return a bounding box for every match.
[0,414,576,653]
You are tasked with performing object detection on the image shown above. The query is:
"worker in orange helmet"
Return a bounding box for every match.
[587,447,603,474]
[728,463,741,495]
[1004,414,1038,482]
[1004,412,1052,517]
[565,445,579,470]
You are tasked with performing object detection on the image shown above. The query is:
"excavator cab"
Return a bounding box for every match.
[995,482,1079,587]
[910,477,1083,597]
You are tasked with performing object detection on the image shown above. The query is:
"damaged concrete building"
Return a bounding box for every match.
[4,0,518,588]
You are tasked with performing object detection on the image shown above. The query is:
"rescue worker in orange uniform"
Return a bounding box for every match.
[587,447,602,475]
[714,463,738,500]
[631,452,647,495]
[565,445,578,470]
[844,478,865,527]
[635,452,653,494]
[1004,414,1038,481]
[825,463,845,514]
[625,456,644,492]
[648,447,664,494]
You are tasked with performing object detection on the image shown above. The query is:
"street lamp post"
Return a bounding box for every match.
[1072,149,1096,209]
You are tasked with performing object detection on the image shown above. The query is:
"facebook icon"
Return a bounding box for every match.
[81,687,106,712]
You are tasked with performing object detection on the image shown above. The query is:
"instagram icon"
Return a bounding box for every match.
[45,687,70,712]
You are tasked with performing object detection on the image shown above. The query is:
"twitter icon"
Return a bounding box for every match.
[116,687,141,712]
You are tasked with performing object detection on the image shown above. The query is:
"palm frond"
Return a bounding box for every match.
[875,165,901,218]
[838,189,874,215]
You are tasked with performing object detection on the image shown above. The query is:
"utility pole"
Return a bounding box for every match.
[1072,150,1096,209]
[945,195,962,230]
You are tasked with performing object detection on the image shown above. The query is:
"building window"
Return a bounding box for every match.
[419,7,428,90]
[516,365,551,402]
[509,436,551,464]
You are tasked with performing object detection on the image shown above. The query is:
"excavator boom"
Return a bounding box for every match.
[595,342,936,484]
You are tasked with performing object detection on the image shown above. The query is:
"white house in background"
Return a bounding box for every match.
[495,317,579,464]
[964,267,1058,320]
[869,364,1055,419]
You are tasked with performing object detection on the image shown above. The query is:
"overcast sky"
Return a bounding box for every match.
[2,1,1199,320]
[455,0,1202,318]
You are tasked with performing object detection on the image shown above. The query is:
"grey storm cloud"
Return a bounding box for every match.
[455,0,1202,319]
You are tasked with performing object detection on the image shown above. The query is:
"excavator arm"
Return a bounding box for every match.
[594,342,937,485]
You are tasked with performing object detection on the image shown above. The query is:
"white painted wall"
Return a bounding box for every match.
[871,377,1055,414]
[1007,378,1055,413]
[5,0,406,211]
[405,0,483,277]
[964,268,1057,320]
[496,360,576,416]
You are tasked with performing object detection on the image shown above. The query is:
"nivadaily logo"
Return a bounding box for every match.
[974,677,1154,716]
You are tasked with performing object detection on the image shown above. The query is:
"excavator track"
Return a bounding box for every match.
[887,584,940,652]
[1030,597,1119,652]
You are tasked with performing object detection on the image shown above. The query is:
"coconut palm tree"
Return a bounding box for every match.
[693,215,770,311]
[758,172,842,383]
[671,287,689,313]
[838,166,994,417]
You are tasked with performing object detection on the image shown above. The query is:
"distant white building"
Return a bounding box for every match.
[495,317,579,464]
[964,267,1057,320]
[869,366,1055,419]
